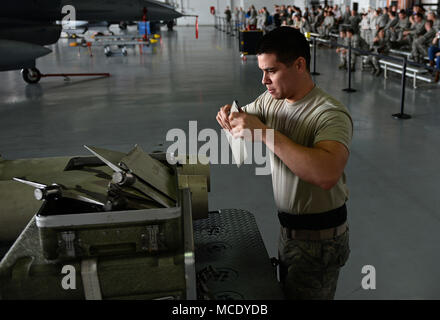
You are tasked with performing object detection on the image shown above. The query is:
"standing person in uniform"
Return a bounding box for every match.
[360,13,371,45]
[248,5,258,29]
[273,7,282,28]
[239,7,246,30]
[369,9,379,42]
[224,6,232,34]
[216,27,352,300]
[342,5,351,26]
[349,9,362,34]
[234,7,240,32]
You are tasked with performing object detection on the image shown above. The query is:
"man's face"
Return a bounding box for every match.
[399,13,405,19]
[415,15,422,23]
[258,53,302,100]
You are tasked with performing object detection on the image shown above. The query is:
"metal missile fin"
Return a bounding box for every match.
[84,145,123,173]
[12,177,47,189]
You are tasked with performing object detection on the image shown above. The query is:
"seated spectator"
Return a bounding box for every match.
[311,7,324,32]
[345,27,369,71]
[337,28,349,70]
[384,11,399,41]
[427,11,440,31]
[318,11,335,38]
[411,20,436,63]
[366,27,390,76]
[395,12,426,48]
[389,9,411,42]
[428,29,440,82]
[300,14,312,34]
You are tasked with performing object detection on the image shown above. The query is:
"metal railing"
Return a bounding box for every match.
[214,15,244,36]
[308,33,438,120]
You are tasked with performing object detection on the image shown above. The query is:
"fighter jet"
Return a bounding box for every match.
[0,0,183,83]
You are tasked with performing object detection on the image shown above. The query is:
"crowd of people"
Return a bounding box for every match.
[223,4,440,82]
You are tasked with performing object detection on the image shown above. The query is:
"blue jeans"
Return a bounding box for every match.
[428,46,440,69]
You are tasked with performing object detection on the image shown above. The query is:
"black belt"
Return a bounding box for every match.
[278,204,347,230]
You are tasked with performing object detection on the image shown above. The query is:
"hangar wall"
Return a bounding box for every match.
[164,0,391,26]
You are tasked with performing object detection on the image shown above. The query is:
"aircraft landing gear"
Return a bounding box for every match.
[21,68,42,84]
[167,20,174,31]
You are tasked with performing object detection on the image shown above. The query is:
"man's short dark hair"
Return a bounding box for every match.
[415,12,423,19]
[390,11,396,17]
[256,27,311,71]
[399,9,406,15]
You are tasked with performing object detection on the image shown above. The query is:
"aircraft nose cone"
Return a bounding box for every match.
[0,40,52,59]
[0,40,52,70]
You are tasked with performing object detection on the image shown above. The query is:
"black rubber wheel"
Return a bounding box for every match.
[167,20,174,31]
[22,68,42,84]
[119,21,128,30]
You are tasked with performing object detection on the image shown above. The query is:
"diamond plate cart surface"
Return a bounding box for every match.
[194,209,284,300]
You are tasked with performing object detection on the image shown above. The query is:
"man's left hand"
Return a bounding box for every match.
[228,112,268,141]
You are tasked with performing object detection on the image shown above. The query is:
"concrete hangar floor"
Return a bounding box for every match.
[1,26,440,299]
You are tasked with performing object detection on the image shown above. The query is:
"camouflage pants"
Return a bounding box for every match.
[278,227,350,300]
[411,38,428,62]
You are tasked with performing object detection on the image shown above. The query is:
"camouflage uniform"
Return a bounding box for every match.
[349,14,362,34]
[339,35,350,68]
[384,16,399,41]
[433,19,440,32]
[411,28,436,62]
[300,18,312,34]
[278,227,350,299]
[390,16,411,42]
[376,13,389,29]
[341,34,369,71]
[318,15,335,38]
[311,11,324,33]
[366,35,390,75]
[401,19,426,47]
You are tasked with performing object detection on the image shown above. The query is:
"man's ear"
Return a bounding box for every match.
[296,57,307,72]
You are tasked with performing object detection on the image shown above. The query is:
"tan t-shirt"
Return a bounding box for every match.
[243,85,353,215]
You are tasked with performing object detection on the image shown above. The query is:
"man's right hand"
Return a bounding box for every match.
[216,104,232,131]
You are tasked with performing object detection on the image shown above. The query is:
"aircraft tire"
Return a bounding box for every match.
[167,21,174,31]
[22,68,41,84]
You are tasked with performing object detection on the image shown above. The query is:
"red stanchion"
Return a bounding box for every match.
[196,16,199,39]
